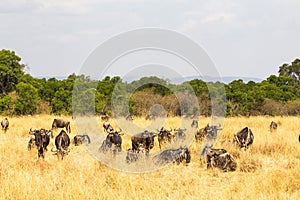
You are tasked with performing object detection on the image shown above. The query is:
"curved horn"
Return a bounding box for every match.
[118,129,124,136]
[51,147,57,152]
[29,128,36,135]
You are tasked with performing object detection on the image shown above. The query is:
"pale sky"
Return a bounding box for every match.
[1,0,300,80]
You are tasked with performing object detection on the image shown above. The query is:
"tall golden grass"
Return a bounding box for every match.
[0,115,300,199]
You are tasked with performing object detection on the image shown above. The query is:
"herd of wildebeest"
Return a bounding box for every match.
[0,115,293,172]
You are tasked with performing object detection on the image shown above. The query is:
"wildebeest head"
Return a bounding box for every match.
[51,118,71,133]
[144,130,157,150]
[103,122,114,133]
[74,134,91,146]
[1,118,9,132]
[179,146,191,163]
[157,127,173,149]
[196,124,222,142]
[100,113,109,121]
[233,127,254,149]
[126,114,133,121]
[108,129,123,151]
[174,128,187,140]
[269,121,278,132]
[191,119,198,128]
[206,125,222,140]
[145,114,155,120]
[131,130,158,153]
[195,124,209,142]
[200,144,213,159]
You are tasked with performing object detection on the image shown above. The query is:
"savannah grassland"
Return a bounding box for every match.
[0,115,300,200]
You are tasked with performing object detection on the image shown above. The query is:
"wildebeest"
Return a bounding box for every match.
[269,121,278,132]
[233,127,254,149]
[99,129,123,154]
[200,144,226,159]
[51,130,70,160]
[1,118,9,132]
[174,128,187,141]
[191,119,198,128]
[131,130,157,154]
[145,114,155,120]
[157,127,174,149]
[153,146,191,165]
[103,121,114,133]
[195,124,209,142]
[100,113,109,121]
[126,114,133,121]
[195,124,222,142]
[74,134,91,146]
[200,145,236,172]
[207,150,237,172]
[28,128,52,159]
[51,118,71,133]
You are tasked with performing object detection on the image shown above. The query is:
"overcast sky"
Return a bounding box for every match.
[1,0,300,80]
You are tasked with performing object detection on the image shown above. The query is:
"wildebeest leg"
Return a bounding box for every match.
[234,135,240,147]
[27,138,34,151]
[222,159,230,171]
[38,147,44,159]
[132,142,139,152]
[57,150,63,160]
[145,149,150,157]
[68,124,71,133]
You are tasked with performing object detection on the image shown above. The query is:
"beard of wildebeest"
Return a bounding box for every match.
[52,119,71,133]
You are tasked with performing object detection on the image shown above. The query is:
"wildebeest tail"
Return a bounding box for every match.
[67,122,71,133]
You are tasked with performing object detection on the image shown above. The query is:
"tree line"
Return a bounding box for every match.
[1,49,300,116]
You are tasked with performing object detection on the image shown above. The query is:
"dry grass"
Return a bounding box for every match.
[0,115,300,199]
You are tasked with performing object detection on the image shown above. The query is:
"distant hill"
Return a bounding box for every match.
[35,75,263,84]
[36,76,68,80]
[122,75,263,84]
[169,76,263,84]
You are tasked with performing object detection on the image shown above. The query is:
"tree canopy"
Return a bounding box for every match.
[0,49,25,95]
[1,48,300,116]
